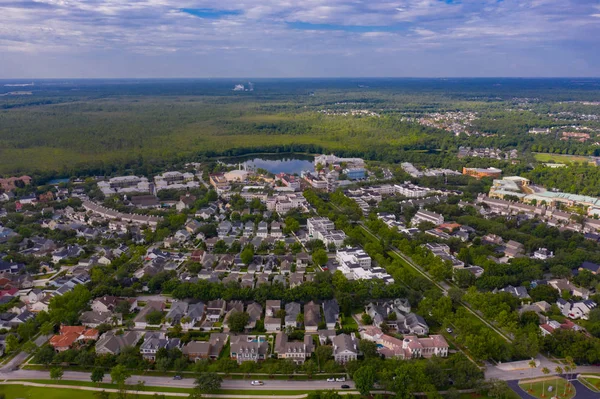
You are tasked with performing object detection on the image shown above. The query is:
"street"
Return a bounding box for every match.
[0,368,355,391]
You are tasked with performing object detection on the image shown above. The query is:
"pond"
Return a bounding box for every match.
[223,154,314,175]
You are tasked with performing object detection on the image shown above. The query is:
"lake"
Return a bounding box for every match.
[223,154,314,175]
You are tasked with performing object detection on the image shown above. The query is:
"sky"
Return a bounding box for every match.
[1,0,600,78]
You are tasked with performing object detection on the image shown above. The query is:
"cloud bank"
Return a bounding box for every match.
[1,0,599,77]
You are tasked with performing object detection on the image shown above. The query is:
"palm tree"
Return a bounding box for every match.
[555,366,563,395]
[569,362,577,393]
[529,360,538,392]
[541,367,550,397]
[563,365,571,396]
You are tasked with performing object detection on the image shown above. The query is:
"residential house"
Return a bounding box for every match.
[205,299,226,322]
[80,310,121,328]
[304,301,321,332]
[133,301,165,329]
[49,326,99,352]
[182,302,205,331]
[95,331,141,355]
[285,302,301,328]
[230,335,269,363]
[182,333,228,362]
[246,302,263,330]
[548,279,590,299]
[265,300,281,317]
[496,285,530,300]
[322,299,340,330]
[274,332,314,364]
[264,316,282,332]
[557,299,597,320]
[140,332,181,361]
[332,333,359,364]
[579,261,600,275]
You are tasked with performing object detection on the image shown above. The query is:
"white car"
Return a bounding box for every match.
[251,381,264,386]
[336,377,346,382]
[326,378,335,382]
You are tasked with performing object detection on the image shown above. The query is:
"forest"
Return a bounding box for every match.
[1,78,600,179]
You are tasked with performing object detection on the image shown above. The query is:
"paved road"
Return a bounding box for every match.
[0,369,355,391]
[0,334,50,373]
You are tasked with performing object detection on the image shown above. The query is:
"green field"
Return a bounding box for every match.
[518,377,574,399]
[533,152,592,164]
[0,384,183,399]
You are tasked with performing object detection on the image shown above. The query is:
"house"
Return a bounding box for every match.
[322,299,339,330]
[296,252,310,268]
[95,331,141,355]
[49,326,99,352]
[182,333,228,362]
[360,326,449,359]
[496,285,530,300]
[412,210,444,227]
[274,332,314,364]
[332,333,359,364]
[264,316,282,332]
[140,332,181,361]
[557,299,597,320]
[304,301,321,332]
[176,194,196,211]
[230,335,269,363]
[548,279,590,299]
[579,261,600,275]
[246,302,263,330]
[80,310,121,328]
[265,300,281,317]
[285,302,301,328]
[91,296,120,313]
[166,301,189,326]
[206,299,226,323]
[533,248,554,260]
[504,240,524,258]
[182,302,205,331]
[133,301,165,329]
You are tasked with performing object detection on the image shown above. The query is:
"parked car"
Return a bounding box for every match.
[326,378,335,382]
[446,327,453,333]
[341,385,350,389]
[336,377,345,382]
[251,381,264,386]
[173,375,182,380]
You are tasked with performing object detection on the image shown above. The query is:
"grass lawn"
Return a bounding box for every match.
[533,153,591,164]
[0,384,183,399]
[13,380,315,396]
[518,377,575,399]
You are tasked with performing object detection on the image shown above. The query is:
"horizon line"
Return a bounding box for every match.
[2,76,600,80]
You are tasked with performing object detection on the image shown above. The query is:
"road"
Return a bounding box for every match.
[0,334,50,373]
[0,369,355,391]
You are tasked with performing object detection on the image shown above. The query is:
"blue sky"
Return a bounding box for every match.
[1,0,600,78]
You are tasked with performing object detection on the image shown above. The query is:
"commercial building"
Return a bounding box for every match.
[462,167,502,179]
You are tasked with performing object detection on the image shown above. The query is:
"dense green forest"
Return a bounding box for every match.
[1,78,600,177]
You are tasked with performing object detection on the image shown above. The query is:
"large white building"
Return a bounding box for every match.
[307,217,346,248]
[154,171,198,192]
[314,154,365,168]
[412,210,444,226]
[266,193,307,214]
[394,182,431,198]
[97,176,151,196]
[336,247,394,284]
